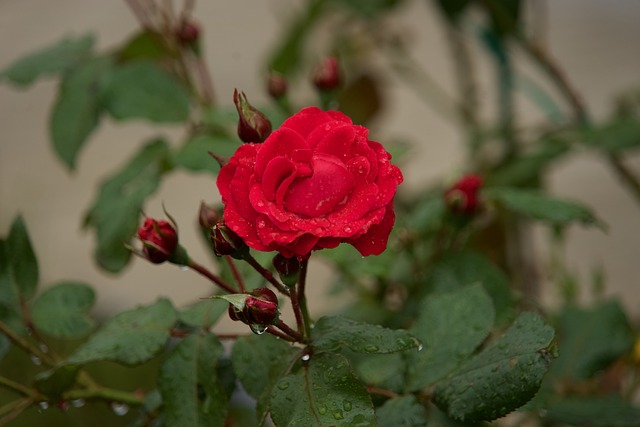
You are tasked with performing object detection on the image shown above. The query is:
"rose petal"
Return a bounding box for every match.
[310,124,356,160]
[255,128,309,175]
[280,107,332,138]
[347,204,396,256]
[262,157,295,201]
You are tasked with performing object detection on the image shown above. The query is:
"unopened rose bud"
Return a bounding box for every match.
[233,89,272,143]
[267,72,288,99]
[272,253,301,287]
[198,202,219,231]
[312,56,341,91]
[137,218,178,264]
[210,221,248,259]
[228,304,247,323]
[176,20,200,46]
[444,174,484,215]
[244,288,279,325]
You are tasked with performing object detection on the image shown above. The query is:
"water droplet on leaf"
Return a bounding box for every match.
[111,402,129,416]
[30,354,42,366]
[38,401,49,411]
[71,399,86,408]
[301,354,311,362]
[39,343,49,353]
[364,345,379,353]
[277,381,290,390]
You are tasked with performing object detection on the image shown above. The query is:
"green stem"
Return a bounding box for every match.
[187,260,237,294]
[65,386,144,406]
[297,259,312,339]
[243,253,290,295]
[0,398,33,426]
[0,321,55,367]
[0,376,40,399]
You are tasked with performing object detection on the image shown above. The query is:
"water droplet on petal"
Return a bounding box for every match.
[257,220,266,229]
[30,354,42,366]
[111,402,129,416]
[343,226,352,234]
[71,399,86,408]
[250,324,268,335]
[256,200,265,207]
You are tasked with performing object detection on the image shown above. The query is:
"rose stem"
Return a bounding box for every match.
[187,260,237,294]
[275,320,306,343]
[243,253,290,295]
[267,325,298,343]
[289,286,305,336]
[297,259,312,338]
[0,321,55,367]
[225,256,246,292]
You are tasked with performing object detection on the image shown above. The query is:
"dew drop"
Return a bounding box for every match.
[277,381,290,391]
[343,226,352,233]
[417,344,424,352]
[343,400,352,411]
[333,410,344,420]
[38,401,49,411]
[179,265,189,272]
[111,402,129,416]
[30,354,42,366]
[301,354,311,362]
[39,343,49,353]
[256,199,265,207]
[318,405,327,415]
[257,220,266,229]
[250,324,268,335]
[57,400,70,412]
[364,345,379,353]
[71,398,86,408]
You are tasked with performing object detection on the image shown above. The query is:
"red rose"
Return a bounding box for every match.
[137,218,178,263]
[444,174,484,215]
[217,107,403,258]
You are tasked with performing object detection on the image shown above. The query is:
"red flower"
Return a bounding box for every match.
[137,218,178,263]
[217,107,403,259]
[444,174,484,215]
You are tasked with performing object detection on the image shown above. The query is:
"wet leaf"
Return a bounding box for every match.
[34,365,81,399]
[6,215,38,300]
[178,299,227,329]
[0,239,22,358]
[545,395,640,427]
[173,133,239,174]
[376,395,428,427]
[31,282,96,338]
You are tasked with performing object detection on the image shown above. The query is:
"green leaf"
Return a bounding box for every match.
[270,352,374,427]
[433,0,472,23]
[349,351,406,391]
[31,282,96,338]
[0,239,22,358]
[485,187,602,229]
[581,118,640,153]
[1,34,95,86]
[101,61,190,123]
[376,395,428,427]
[50,56,112,170]
[178,299,227,328]
[548,300,634,381]
[405,194,445,235]
[408,284,495,390]
[173,133,239,174]
[159,333,227,427]
[329,0,403,18]
[67,298,176,365]
[34,365,81,398]
[6,215,38,300]
[545,395,640,427]
[84,138,170,272]
[434,312,555,422]
[118,30,174,63]
[311,315,421,354]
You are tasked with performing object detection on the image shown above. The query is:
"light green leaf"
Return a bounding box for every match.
[101,61,190,123]
[270,353,374,427]
[118,30,174,62]
[6,215,38,300]
[434,312,555,422]
[173,133,239,174]
[376,395,428,427]
[31,282,95,338]
[311,315,421,354]
[1,34,95,86]
[178,299,227,328]
[159,333,227,427]
[50,56,112,170]
[84,138,170,272]
[67,298,175,365]
[581,118,640,153]
[408,284,495,391]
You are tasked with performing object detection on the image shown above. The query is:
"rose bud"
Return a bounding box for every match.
[444,174,484,215]
[244,288,279,325]
[137,218,178,264]
[233,89,272,143]
[250,287,278,305]
[198,201,219,231]
[176,20,200,46]
[228,304,248,323]
[210,221,248,259]
[272,253,301,287]
[312,56,341,91]
[267,72,288,99]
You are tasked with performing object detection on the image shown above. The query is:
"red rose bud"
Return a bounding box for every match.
[250,287,278,305]
[228,304,248,323]
[210,221,248,259]
[272,253,301,287]
[312,56,341,91]
[267,72,288,99]
[176,20,200,46]
[444,174,484,215]
[233,89,272,143]
[137,218,178,263]
[198,201,219,231]
[244,289,279,325]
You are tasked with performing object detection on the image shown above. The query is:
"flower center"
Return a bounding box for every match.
[284,153,354,217]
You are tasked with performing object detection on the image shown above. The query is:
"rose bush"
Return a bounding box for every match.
[217,107,403,258]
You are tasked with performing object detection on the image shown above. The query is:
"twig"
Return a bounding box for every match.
[64,387,145,406]
[275,320,306,343]
[225,256,245,292]
[0,376,41,400]
[187,260,237,294]
[0,398,33,426]
[243,253,290,295]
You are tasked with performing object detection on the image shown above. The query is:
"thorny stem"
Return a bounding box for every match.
[225,256,245,292]
[187,259,237,294]
[243,253,290,295]
[0,321,55,367]
[297,259,313,339]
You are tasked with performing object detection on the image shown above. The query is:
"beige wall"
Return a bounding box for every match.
[1,0,639,331]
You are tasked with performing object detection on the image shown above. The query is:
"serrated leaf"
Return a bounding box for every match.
[311,315,420,354]
[101,61,190,123]
[545,395,640,427]
[178,299,226,328]
[67,298,175,365]
[50,56,112,170]
[118,30,174,62]
[84,138,170,272]
[159,333,227,427]
[408,284,495,390]
[31,282,96,338]
[270,353,374,427]
[434,312,555,422]
[376,395,428,427]
[6,215,38,300]
[1,34,95,86]
[34,365,81,398]
[173,133,239,174]
[485,188,602,229]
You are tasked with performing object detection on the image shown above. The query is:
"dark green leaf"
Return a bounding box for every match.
[408,284,494,390]
[34,365,81,398]
[101,61,190,123]
[67,298,176,365]
[50,56,112,170]
[31,282,96,338]
[178,299,227,328]
[173,133,239,174]
[434,312,555,422]
[485,188,602,229]
[311,315,421,354]
[270,353,374,427]
[376,395,428,427]
[581,118,640,153]
[118,31,173,63]
[548,300,634,381]
[0,239,22,358]
[433,0,472,23]
[1,34,95,86]
[545,395,640,427]
[349,351,406,391]
[159,333,227,427]
[6,215,38,300]
[84,138,170,272]
[405,194,445,235]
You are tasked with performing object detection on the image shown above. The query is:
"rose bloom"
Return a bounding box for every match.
[217,107,403,259]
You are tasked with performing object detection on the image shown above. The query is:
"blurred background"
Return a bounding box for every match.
[1,0,639,330]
